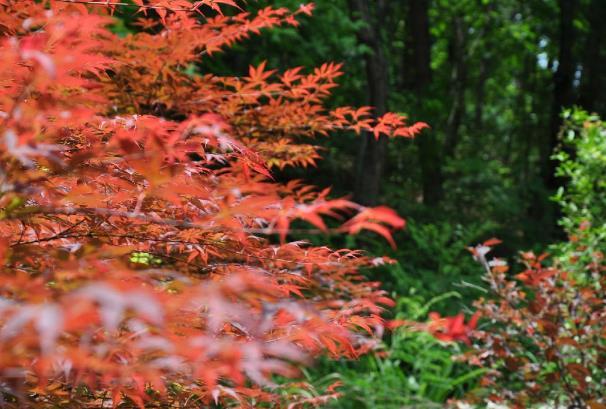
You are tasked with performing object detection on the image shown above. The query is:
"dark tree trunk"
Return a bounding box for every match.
[474,61,488,132]
[473,2,496,135]
[403,0,442,205]
[544,0,577,190]
[402,0,432,91]
[579,0,606,115]
[509,56,534,168]
[350,0,390,206]
[443,15,467,160]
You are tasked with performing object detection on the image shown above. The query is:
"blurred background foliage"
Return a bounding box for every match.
[113,0,606,406]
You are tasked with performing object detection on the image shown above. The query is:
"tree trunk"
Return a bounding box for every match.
[402,0,431,91]
[350,0,390,206]
[544,0,577,190]
[403,0,442,205]
[474,53,490,134]
[443,15,467,160]
[579,0,606,115]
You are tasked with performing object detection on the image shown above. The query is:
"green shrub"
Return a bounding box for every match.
[552,109,606,277]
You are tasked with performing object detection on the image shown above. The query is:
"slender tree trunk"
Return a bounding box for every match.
[474,59,488,133]
[402,0,431,90]
[473,2,496,135]
[350,0,389,206]
[509,56,533,168]
[579,0,606,114]
[404,0,442,205]
[443,15,467,159]
[544,0,577,190]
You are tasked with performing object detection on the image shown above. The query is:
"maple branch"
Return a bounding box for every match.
[198,23,278,57]
[11,205,356,237]
[55,0,198,12]
[15,205,201,228]
[196,10,307,56]
[11,230,347,268]
[12,218,86,246]
[12,231,216,247]
[186,88,332,106]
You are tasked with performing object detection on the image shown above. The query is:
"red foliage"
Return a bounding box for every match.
[0,0,426,407]
[426,312,479,346]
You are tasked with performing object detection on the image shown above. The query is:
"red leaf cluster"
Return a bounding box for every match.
[426,311,480,346]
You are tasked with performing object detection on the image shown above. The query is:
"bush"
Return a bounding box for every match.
[552,110,606,278]
[460,242,605,408]
[431,111,606,408]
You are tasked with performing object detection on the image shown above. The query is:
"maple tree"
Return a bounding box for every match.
[0,0,428,407]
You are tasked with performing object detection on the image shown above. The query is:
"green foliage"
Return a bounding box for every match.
[555,110,606,227]
[308,294,484,409]
[552,109,606,275]
[129,251,162,266]
[383,220,494,305]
